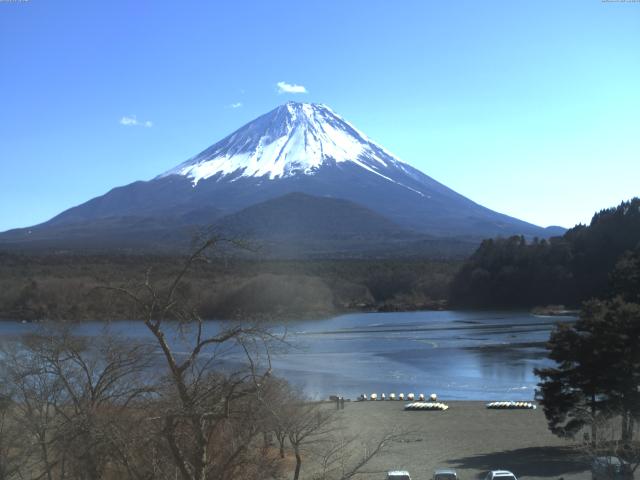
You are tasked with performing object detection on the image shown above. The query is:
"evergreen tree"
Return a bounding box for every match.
[535,298,640,444]
[610,248,640,303]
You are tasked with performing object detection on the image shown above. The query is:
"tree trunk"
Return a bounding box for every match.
[590,394,598,446]
[193,414,208,480]
[293,447,302,480]
[39,435,54,480]
[276,433,286,459]
[197,445,207,480]
[621,409,632,445]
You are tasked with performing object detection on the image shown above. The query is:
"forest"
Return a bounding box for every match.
[450,198,640,308]
[0,252,457,321]
[3,198,639,321]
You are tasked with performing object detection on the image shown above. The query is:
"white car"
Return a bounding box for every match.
[387,470,411,480]
[485,470,518,480]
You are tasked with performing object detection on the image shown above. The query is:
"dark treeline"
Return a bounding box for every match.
[450,198,640,308]
[0,253,459,321]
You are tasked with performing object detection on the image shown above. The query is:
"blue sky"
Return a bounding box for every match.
[1,0,639,232]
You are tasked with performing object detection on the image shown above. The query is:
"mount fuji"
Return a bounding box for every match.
[0,102,563,255]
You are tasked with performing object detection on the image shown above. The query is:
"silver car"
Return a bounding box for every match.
[433,468,458,480]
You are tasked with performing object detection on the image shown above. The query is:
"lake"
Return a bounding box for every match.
[0,310,573,401]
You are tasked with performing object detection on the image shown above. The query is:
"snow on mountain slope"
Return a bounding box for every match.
[0,101,562,253]
[159,102,422,194]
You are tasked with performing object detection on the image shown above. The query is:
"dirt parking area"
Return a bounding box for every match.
[323,401,596,480]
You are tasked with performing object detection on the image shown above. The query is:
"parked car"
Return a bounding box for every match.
[484,470,518,480]
[591,456,633,480]
[387,471,411,480]
[433,468,458,480]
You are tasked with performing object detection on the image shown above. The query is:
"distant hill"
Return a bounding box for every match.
[213,192,479,258]
[450,198,640,308]
[217,192,407,239]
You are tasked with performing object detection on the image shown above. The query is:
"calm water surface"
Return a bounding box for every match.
[271,310,575,401]
[0,310,573,401]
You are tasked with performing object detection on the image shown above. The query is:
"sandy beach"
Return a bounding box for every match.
[318,401,596,480]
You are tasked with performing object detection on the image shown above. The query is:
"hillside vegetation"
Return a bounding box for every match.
[451,198,640,308]
[0,254,457,321]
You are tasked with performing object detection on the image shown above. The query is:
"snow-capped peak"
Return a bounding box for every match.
[159,102,411,185]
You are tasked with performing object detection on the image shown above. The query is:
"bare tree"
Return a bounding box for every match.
[2,336,68,480]
[286,402,336,480]
[259,381,405,480]
[0,391,25,480]
[1,329,156,480]
[34,332,154,479]
[107,237,279,480]
[310,428,406,480]
[258,376,297,459]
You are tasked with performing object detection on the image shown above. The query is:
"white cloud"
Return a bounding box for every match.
[120,115,138,126]
[230,102,243,109]
[119,115,153,128]
[276,81,308,94]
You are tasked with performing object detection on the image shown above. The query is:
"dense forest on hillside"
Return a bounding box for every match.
[450,198,640,308]
[0,253,458,321]
[4,198,638,320]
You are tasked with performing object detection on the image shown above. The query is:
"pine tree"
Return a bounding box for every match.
[535,299,640,444]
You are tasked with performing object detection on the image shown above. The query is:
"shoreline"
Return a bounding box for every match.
[0,302,581,323]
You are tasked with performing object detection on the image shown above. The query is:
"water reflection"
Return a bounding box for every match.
[0,311,574,401]
[270,310,572,400]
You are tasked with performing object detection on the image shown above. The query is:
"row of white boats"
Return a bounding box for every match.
[486,401,537,409]
[357,393,450,411]
[358,393,438,402]
[404,402,449,411]
[356,394,537,411]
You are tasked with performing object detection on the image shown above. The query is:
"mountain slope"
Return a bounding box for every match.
[0,102,562,255]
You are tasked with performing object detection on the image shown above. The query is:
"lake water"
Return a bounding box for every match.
[0,310,573,401]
